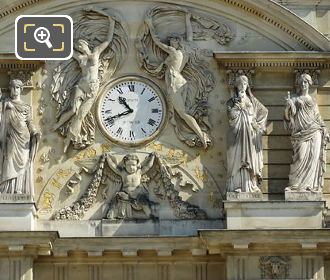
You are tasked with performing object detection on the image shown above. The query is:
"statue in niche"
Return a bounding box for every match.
[105,153,157,220]
[51,7,128,152]
[226,75,268,193]
[136,6,233,148]
[0,79,41,195]
[284,73,329,192]
[53,152,207,220]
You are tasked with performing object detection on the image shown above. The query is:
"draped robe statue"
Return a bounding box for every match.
[226,75,268,193]
[284,74,329,192]
[0,79,40,195]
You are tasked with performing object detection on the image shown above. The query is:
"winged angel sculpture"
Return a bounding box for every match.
[53,152,206,220]
[136,6,233,148]
[51,7,128,152]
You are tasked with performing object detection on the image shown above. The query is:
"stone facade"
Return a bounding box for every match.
[0,0,329,279]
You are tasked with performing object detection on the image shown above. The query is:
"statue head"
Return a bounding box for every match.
[9,79,23,99]
[234,75,252,98]
[168,34,183,49]
[123,154,140,174]
[297,73,312,94]
[76,38,90,54]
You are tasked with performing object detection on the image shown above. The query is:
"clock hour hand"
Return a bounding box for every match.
[118,96,133,112]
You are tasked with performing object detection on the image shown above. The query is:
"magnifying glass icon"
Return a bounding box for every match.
[34,27,53,48]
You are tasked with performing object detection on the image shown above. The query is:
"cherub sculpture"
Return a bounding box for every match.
[53,152,207,221]
[51,7,128,152]
[105,153,156,220]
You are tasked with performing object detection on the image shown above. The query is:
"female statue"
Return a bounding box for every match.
[284,73,329,192]
[144,14,210,148]
[53,8,115,152]
[226,75,268,193]
[137,9,215,149]
[51,7,128,152]
[0,79,40,195]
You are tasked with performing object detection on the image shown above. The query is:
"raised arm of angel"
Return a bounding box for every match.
[141,153,156,174]
[105,154,121,176]
[86,8,115,56]
[145,16,173,53]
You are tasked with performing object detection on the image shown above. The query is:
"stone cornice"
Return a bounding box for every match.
[1,230,330,257]
[0,0,328,51]
[214,51,330,69]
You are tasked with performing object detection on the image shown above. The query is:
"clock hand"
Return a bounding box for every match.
[104,109,133,124]
[118,96,132,111]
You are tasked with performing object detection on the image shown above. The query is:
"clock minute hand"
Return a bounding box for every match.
[104,109,133,124]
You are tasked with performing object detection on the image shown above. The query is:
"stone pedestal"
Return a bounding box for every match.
[226,192,264,201]
[224,200,325,229]
[0,194,36,231]
[285,191,323,201]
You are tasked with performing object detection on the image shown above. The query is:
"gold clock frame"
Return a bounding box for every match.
[96,75,169,148]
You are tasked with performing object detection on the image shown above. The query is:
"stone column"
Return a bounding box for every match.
[0,256,34,280]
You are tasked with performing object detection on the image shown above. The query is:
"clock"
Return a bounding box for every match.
[97,76,167,146]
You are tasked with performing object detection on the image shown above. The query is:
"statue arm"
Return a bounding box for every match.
[145,17,174,54]
[185,12,193,42]
[94,15,115,56]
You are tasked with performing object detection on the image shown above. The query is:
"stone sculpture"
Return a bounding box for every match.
[105,153,156,220]
[136,6,233,148]
[284,73,329,192]
[0,79,41,195]
[54,152,207,220]
[259,256,291,279]
[226,75,268,193]
[51,7,128,152]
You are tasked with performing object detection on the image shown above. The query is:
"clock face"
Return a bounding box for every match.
[97,76,167,146]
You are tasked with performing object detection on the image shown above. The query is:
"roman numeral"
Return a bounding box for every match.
[152,108,159,113]
[148,118,156,126]
[141,128,146,134]
[148,96,156,102]
[128,84,135,92]
[116,127,123,135]
[106,118,114,127]
[117,88,124,95]
[129,130,135,139]
[140,88,146,95]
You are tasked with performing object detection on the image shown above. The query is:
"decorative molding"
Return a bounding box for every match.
[259,256,291,279]
[226,69,255,89]
[8,70,34,88]
[294,68,320,86]
[0,0,328,51]
[215,51,330,70]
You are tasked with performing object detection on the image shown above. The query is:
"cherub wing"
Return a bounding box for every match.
[141,154,161,183]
